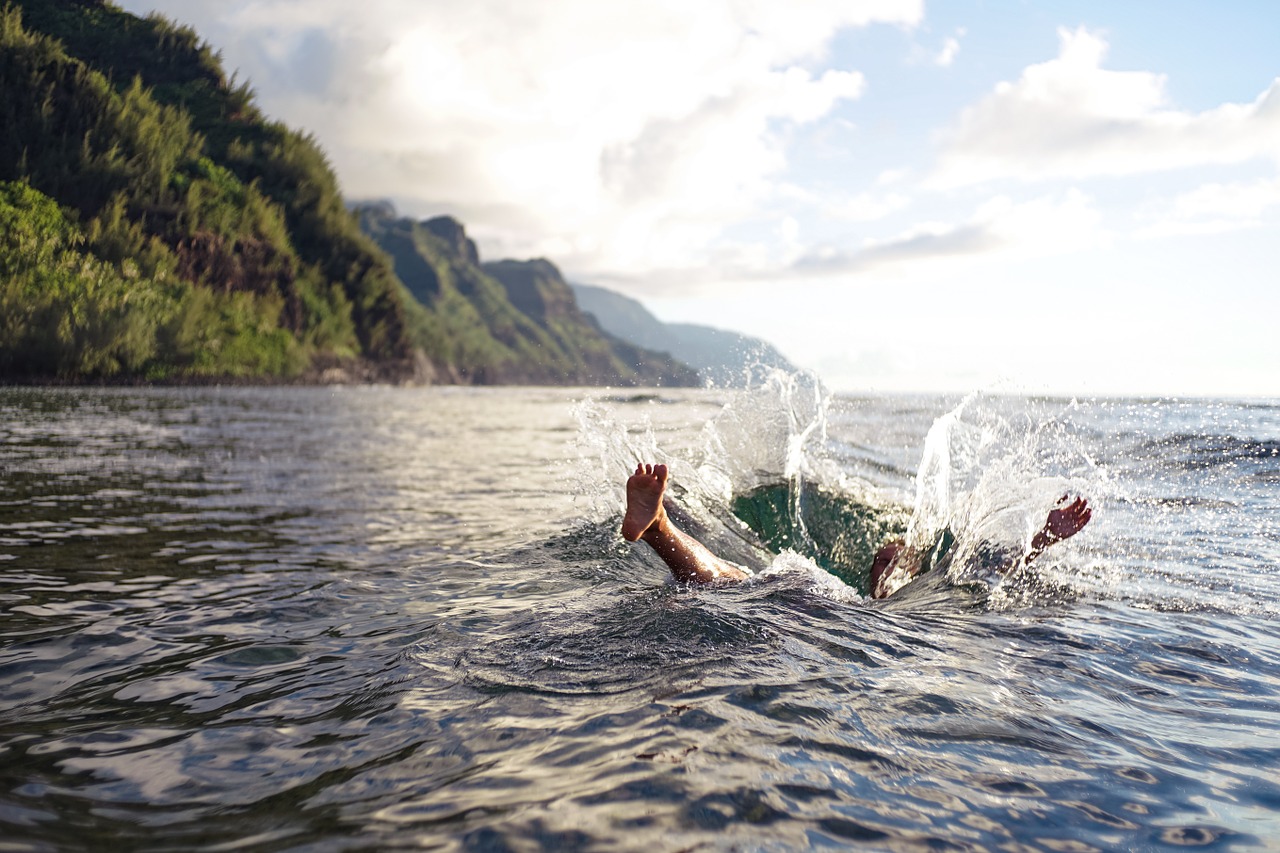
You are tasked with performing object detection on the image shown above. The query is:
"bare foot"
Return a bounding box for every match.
[621,462,751,584]
[622,463,668,541]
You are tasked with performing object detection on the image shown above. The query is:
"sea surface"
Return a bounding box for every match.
[2,381,1279,851]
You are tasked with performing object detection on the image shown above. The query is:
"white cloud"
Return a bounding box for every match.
[775,182,912,223]
[932,27,1280,187]
[934,31,963,67]
[906,26,963,69]
[118,0,922,278]
[795,222,999,275]
[1167,177,1280,221]
[1135,176,1280,239]
[876,167,911,186]
[793,189,1103,276]
[591,182,1012,292]
[824,190,912,222]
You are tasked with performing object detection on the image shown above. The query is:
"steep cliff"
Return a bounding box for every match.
[0,0,418,380]
[359,205,699,386]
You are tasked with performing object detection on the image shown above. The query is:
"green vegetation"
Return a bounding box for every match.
[359,206,698,385]
[0,1,406,381]
[0,179,302,379]
[1,1,696,385]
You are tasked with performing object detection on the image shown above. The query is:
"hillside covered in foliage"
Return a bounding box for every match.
[0,0,699,386]
[358,204,697,386]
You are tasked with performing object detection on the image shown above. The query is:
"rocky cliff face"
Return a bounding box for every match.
[357,205,700,387]
[482,259,581,322]
[422,216,480,267]
[483,258,700,387]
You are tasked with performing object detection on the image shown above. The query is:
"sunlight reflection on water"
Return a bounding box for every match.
[1,386,1279,849]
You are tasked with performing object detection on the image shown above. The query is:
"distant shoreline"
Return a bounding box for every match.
[0,362,703,390]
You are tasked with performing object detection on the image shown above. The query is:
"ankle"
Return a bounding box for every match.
[640,511,669,545]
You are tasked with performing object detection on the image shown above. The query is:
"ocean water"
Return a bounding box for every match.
[2,381,1279,851]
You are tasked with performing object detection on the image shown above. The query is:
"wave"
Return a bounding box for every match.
[1132,432,1280,472]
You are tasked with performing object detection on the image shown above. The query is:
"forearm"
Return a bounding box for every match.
[1025,529,1060,565]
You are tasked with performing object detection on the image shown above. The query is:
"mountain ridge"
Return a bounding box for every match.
[570,283,797,388]
[356,203,699,386]
[0,0,777,389]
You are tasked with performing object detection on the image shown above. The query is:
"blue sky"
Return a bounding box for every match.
[119,0,1280,397]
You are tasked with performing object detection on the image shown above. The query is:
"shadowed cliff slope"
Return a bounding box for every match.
[358,204,699,386]
[571,283,796,387]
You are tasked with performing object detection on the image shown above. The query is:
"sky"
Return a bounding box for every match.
[118,0,1280,397]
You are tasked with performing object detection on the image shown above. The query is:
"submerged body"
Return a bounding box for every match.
[622,462,1091,597]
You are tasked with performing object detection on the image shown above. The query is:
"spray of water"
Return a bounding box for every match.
[571,376,1280,618]
[572,375,1115,605]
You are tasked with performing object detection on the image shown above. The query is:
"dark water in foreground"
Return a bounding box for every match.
[2,384,1280,851]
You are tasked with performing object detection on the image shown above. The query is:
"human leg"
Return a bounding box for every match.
[623,463,750,585]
